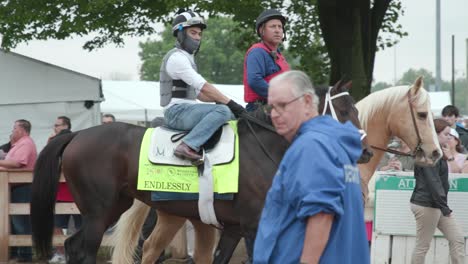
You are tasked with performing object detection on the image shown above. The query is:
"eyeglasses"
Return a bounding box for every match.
[265,94,305,115]
[54,124,64,127]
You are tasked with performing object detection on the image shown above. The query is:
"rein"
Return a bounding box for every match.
[240,86,361,167]
[370,89,423,157]
[239,112,280,167]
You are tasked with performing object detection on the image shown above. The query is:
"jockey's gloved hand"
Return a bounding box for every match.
[227,100,246,118]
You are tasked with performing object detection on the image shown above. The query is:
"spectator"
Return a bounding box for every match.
[243,9,289,112]
[0,135,12,160]
[442,105,468,152]
[254,71,369,263]
[410,118,465,264]
[0,119,37,262]
[48,116,81,263]
[444,128,468,173]
[378,137,414,171]
[102,113,116,124]
[48,116,72,143]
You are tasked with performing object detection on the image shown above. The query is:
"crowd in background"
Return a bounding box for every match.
[0,113,115,263]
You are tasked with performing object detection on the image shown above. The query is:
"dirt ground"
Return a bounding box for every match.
[11,239,247,264]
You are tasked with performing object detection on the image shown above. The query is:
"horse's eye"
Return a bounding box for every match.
[417,112,428,119]
[340,110,349,116]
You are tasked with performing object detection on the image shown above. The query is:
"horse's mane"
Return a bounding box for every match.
[245,105,273,125]
[314,85,329,98]
[357,84,428,128]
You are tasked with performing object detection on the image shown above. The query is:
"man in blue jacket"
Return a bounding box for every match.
[253,70,369,263]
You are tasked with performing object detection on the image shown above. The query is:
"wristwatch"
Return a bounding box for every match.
[447,157,455,161]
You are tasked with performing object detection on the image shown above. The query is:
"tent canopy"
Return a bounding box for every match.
[0,50,102,105]
[0,50,102,152]
[101,81,245,122]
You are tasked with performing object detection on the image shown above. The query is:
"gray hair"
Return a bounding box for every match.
[270,70,319,111]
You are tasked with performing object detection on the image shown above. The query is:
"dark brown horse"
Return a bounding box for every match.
[30,81,370,264]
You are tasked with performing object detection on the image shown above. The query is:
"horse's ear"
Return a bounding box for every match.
[333,79,343,90]
[343,81,352,90]
[412,76,424,94]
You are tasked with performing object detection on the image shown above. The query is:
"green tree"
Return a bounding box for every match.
[397,68,435,88]
[139,17,247,84]
[0,0,406,99]
[371,81,392,93]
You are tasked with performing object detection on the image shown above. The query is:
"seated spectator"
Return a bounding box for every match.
[444,128,468,173]
[442,105,468,151]
[48,116,81,263]
[102,113,115,124]
[0,119,37,262]
[378,137,414,171]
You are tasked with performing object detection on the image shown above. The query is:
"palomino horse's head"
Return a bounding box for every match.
[387,77,441,166]
[318,80,373,164]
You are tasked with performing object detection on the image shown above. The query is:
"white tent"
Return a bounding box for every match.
[0,50,102,151]
[101,81,245,122]
[428,91,451,117]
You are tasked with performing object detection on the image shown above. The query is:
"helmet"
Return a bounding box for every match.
[255,9,287,37]
[172,11,207,37]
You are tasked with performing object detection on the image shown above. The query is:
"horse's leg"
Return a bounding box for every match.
[64,175,134,263]
[141,210,186,264]
[213,225,242,264]
[190,219,216,264]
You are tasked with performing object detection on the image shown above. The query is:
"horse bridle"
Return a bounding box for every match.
[322,86,367,141]
[370,89,424,157]
[242,86,366,167]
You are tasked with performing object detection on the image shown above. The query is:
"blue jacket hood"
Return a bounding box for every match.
[296,115,362,164]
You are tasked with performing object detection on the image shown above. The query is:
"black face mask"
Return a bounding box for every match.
[176,30,201,55]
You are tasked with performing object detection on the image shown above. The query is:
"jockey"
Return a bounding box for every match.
[160,10,245,162]
[243,9,290,112]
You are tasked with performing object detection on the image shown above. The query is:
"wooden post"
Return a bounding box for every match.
[0,172,10,262]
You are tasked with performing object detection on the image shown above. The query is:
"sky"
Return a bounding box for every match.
[10,0,468,84]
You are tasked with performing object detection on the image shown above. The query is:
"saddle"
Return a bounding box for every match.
[147,123,236,166]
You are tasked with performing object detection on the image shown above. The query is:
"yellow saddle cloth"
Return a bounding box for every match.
[137,121,239,194]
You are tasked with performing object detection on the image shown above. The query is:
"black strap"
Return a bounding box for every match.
[170,132,187,143]
[172,90,187,98]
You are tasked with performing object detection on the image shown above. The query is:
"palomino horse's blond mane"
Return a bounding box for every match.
[356,78,440,199]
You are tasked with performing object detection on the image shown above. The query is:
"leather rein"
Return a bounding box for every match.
[370,89,423,157]
[242,87,352,167]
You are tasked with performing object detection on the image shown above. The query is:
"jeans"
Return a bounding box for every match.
[10,184,33,260]
[410,203,465,264]
[164,103,234,151]
[55,214,82,230]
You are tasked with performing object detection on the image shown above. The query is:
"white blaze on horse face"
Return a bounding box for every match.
[396,78,441,166]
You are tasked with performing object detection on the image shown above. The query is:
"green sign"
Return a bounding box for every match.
[375,174,468,192]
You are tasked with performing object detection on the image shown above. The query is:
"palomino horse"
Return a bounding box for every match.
[357,77,441,198]
[112,77,441,264]
[30,81,368,264]
[110,82,370,264]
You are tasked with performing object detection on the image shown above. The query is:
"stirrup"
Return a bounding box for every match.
[191,149,205,166]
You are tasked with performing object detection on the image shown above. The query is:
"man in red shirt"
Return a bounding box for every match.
[0,119,37,262]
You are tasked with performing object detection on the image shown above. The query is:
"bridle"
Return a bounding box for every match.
[242,86,368,167]
[322,86,367,141]
[370,89,424,157]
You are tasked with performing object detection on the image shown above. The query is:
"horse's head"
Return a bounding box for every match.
[317,80,373,164]
[388,77,442,166]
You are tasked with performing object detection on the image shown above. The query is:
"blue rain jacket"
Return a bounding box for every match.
[253,116,370,264]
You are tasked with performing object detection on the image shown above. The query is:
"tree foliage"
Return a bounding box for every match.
[0,0,406,99]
